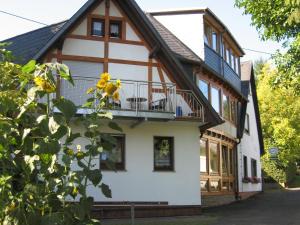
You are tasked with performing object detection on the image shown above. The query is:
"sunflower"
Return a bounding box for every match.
[100,72,111,82]
[116,79,121,88]
[105,82,118,96]
[96,79,107,90]
[112,91,120,101]
[34,76,56,93]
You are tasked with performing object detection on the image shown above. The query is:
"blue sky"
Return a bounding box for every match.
[0,0,282,62]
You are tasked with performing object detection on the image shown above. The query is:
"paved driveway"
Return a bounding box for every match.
[206,189,300,225]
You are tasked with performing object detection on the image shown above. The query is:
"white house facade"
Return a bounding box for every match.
[4,0,264,218]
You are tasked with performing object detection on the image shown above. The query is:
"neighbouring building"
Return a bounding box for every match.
[3,0,264,218]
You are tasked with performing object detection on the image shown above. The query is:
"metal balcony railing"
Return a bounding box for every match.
[59,77,204,121]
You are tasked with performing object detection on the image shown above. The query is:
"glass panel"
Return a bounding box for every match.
[229,149,234,175]
[235,57,240,74]
[92,20,104,36]
[243,156,248,177]
[222,181,229,191]
[210,180,220,192]
[222,145,228,175]
[204,24,211,45]
[110,22,120,38]
[252,159,257,177]
[212,32,218,52]
[154,137,173,170]
[200,139,207,173]
[223,94,230,120]
[201,180,209,192]
[211,87,220,114]
[229,182,234,192]
[230,101,236,124]
[199,80,209,99]
[210,142,219,173]
[101,136,123,163]
[231,53,235,70]
[226,49,230,64]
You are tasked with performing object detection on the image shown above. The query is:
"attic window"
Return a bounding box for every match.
[91,19,105,37]
[109,21,121,38]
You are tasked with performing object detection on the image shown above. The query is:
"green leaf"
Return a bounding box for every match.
[49,117,60,134]
[57,63,74,86]
[87,169,102,186]
[101,183,112,198]
[108,121,122,132]
[52,125,68,140]
[66,132,81,144]
[22,60,36,73]
[54,97,77,122]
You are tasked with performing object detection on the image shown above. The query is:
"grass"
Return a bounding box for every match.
[288,175,300,188]
[101,215,217,225]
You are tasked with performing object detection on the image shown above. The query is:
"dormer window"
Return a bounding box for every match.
[109,21,121,38]
[212,32,218,52]
[91,19,105,37]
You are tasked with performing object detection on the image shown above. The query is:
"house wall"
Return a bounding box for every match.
[238,86,262,193]
[69,120,201,206]
[154,14,205,60]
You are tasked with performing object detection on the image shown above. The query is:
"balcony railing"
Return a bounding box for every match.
[59,77,204,121]
[204,44,241,91]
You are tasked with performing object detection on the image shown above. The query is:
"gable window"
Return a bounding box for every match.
[243,156,248,177]
[251,159,257,177]
[235,57,240,75]
[200,139,208,173]
[231,53,235,71]
[154,137,174,171]
[110,21,121,38]
[199,80,209,99]
[91,19,105,37]
[245,113,250,134]
[223,94,230,120]
[226,48,231,65]
[100,134,125,170]
[211,86,221,114]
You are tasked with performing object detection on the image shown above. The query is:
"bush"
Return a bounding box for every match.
[262,157,297,185]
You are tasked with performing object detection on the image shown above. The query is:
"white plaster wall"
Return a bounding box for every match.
[71,18,87,36]
[109,43,149,62]
[126,23,141,41]
[238,88,262,192]
[70,120,201,206]
[92,1,105,15]
[62,38,105,58]
[108,63,148,81]
[154,14,205,60]
[109,1,122,17]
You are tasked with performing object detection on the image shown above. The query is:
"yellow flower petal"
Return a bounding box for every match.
[100,72,111,82]
[97,79,107,90]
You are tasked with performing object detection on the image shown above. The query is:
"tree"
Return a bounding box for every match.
[0,45,122,225]
[257,63,300,184]
[235,0,300,94]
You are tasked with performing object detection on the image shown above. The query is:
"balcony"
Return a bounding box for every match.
[59,77,204,122]
[204,44,241,91]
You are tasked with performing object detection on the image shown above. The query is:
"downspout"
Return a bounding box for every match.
[235,138,241,200]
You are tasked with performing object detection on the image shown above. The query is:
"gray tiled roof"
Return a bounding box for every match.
[3,21,66,64]
[146,13,202,62]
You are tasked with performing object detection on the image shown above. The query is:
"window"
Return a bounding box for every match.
[223,94,230,120]
[100,134,125,170]
[211,86,220,114]
[212,32,218,52]
[251,159,257,177]
[91,19,105,37]
[231,53,235,70]
[209,142,219,174]
[154,137,174,171]
[210,180,220,192]
[226,48,230,64]
[243,156,248,177]
[245,114,250,134]
[109,21,121,38]
[199,80,209,99]
[235,57,240,74]
[229,148,234,175]
[222,145,229,175]
[201,180,209,192]
[204,23,211,45]
[230,101,237,124]
[200,139,208,173]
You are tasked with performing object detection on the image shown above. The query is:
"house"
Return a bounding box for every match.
[3,0,264,218]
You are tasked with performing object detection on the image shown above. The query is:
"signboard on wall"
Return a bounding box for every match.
[269,147,279,160]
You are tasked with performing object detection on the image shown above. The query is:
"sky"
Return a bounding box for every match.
[0,0,283,62]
